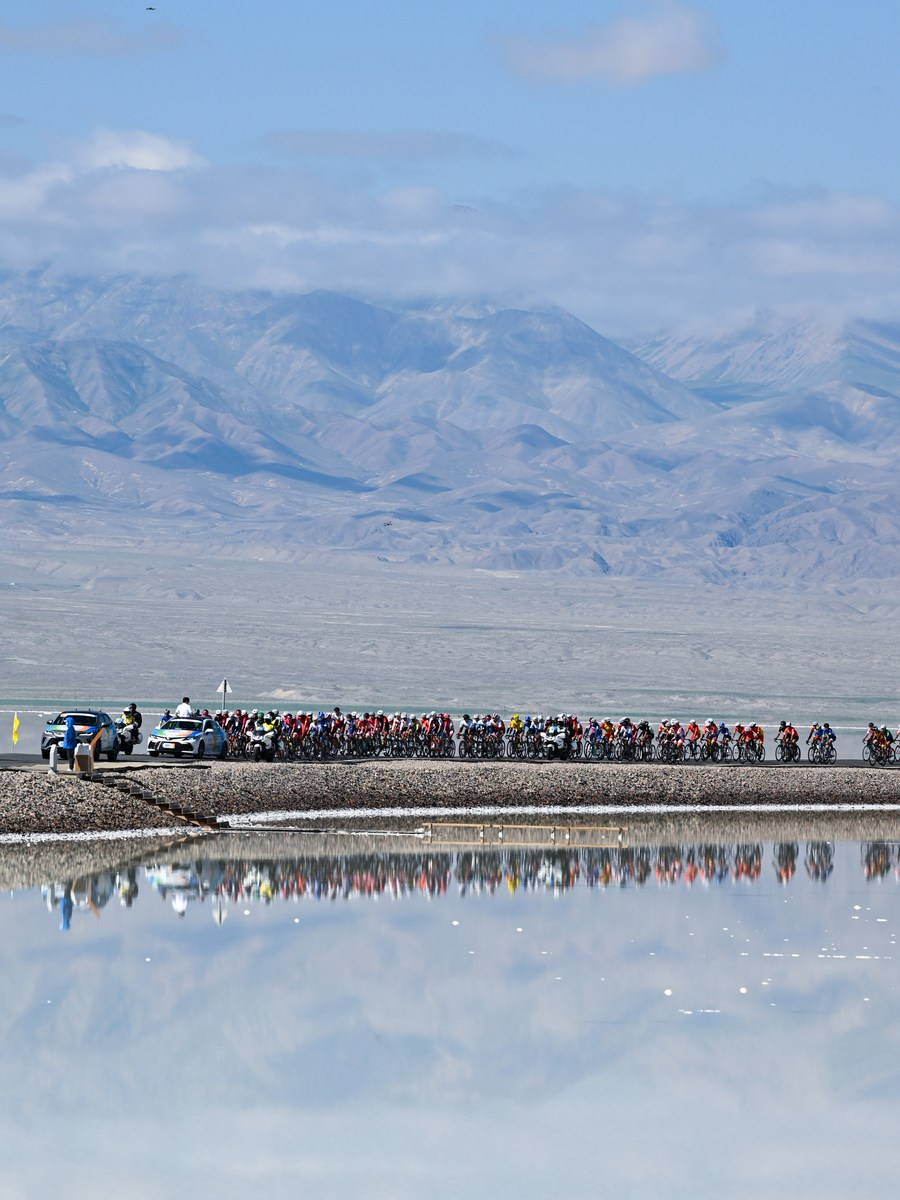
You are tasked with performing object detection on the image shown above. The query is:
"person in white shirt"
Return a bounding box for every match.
[175,697,193,718]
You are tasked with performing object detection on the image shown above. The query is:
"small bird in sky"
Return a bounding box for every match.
[146,5,156,10]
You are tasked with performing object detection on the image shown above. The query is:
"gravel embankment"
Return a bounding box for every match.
[3,761,900,892]
[4,758,900,840]
[129,758,900,815]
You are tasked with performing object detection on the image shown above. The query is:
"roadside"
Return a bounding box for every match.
[3,758,900,839]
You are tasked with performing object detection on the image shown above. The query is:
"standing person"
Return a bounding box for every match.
[61,715,79,771]
[175,697,193,719]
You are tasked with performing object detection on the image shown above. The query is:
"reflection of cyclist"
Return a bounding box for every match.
[805,841,833,883]
[774,842,798,884]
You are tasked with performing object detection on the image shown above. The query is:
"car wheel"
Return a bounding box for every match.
[123,742,133,755]
[107,742,118,762]
[219,741,228,759]
[148,748,159,757]
[173,746,182,758]
[41,749,50,760]
[196,741,205,760]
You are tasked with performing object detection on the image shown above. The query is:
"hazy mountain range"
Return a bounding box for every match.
[2,268,899,590]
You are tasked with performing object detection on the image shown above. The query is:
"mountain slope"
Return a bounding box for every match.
[1,271,900,588]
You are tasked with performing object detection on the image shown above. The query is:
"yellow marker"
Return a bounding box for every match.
[12,713,19,746]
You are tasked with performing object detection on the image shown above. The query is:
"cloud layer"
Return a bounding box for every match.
[499,2,720,86]
[262,129,515,164]
[1,127,899,337]
[0,17,190,58]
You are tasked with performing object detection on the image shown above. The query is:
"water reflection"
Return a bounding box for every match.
[4,828,899,1196]
[32,838,898,929]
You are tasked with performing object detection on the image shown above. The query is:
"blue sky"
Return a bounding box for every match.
[2,1,900,334]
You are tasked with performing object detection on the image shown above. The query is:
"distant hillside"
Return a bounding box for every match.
[2,270,900,588]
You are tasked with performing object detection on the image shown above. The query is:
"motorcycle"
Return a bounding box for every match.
[542,723,571,761]
[115,719,143,755]
[249,725,279,762]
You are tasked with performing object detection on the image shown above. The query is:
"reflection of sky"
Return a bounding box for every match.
[1,841,899,1197]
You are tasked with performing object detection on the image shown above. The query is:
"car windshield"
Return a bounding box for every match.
[160,720,200,731]
[51,713,97,726]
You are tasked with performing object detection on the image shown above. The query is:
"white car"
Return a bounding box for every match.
[147,717,228,759]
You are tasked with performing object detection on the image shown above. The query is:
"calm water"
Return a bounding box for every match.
[2,829,898,1197]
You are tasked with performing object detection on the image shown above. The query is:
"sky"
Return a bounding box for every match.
[2,0,900,336]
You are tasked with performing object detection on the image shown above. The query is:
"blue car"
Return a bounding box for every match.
[41,709,119,761]
[147,717,228,759]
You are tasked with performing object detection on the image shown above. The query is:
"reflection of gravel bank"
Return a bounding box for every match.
[3,760,900,840]
[0,835,194,892]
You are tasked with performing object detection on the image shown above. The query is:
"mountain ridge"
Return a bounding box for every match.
[1,271,899,588]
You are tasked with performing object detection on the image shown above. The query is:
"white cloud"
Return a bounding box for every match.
[77,130,205,173]
[499,2,720,86]
[2,132,900,337]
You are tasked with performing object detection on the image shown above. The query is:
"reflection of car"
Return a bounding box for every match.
[147,717,228,759]
[41,710,118,761]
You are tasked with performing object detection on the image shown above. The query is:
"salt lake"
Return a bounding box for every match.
[1,823,897,1197]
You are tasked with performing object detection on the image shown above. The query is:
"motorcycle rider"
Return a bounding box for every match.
[118,702,143,749]
[121,702,142,731]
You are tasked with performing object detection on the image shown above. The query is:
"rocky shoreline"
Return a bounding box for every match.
[3,758,900,838]
[2,759,900,893]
